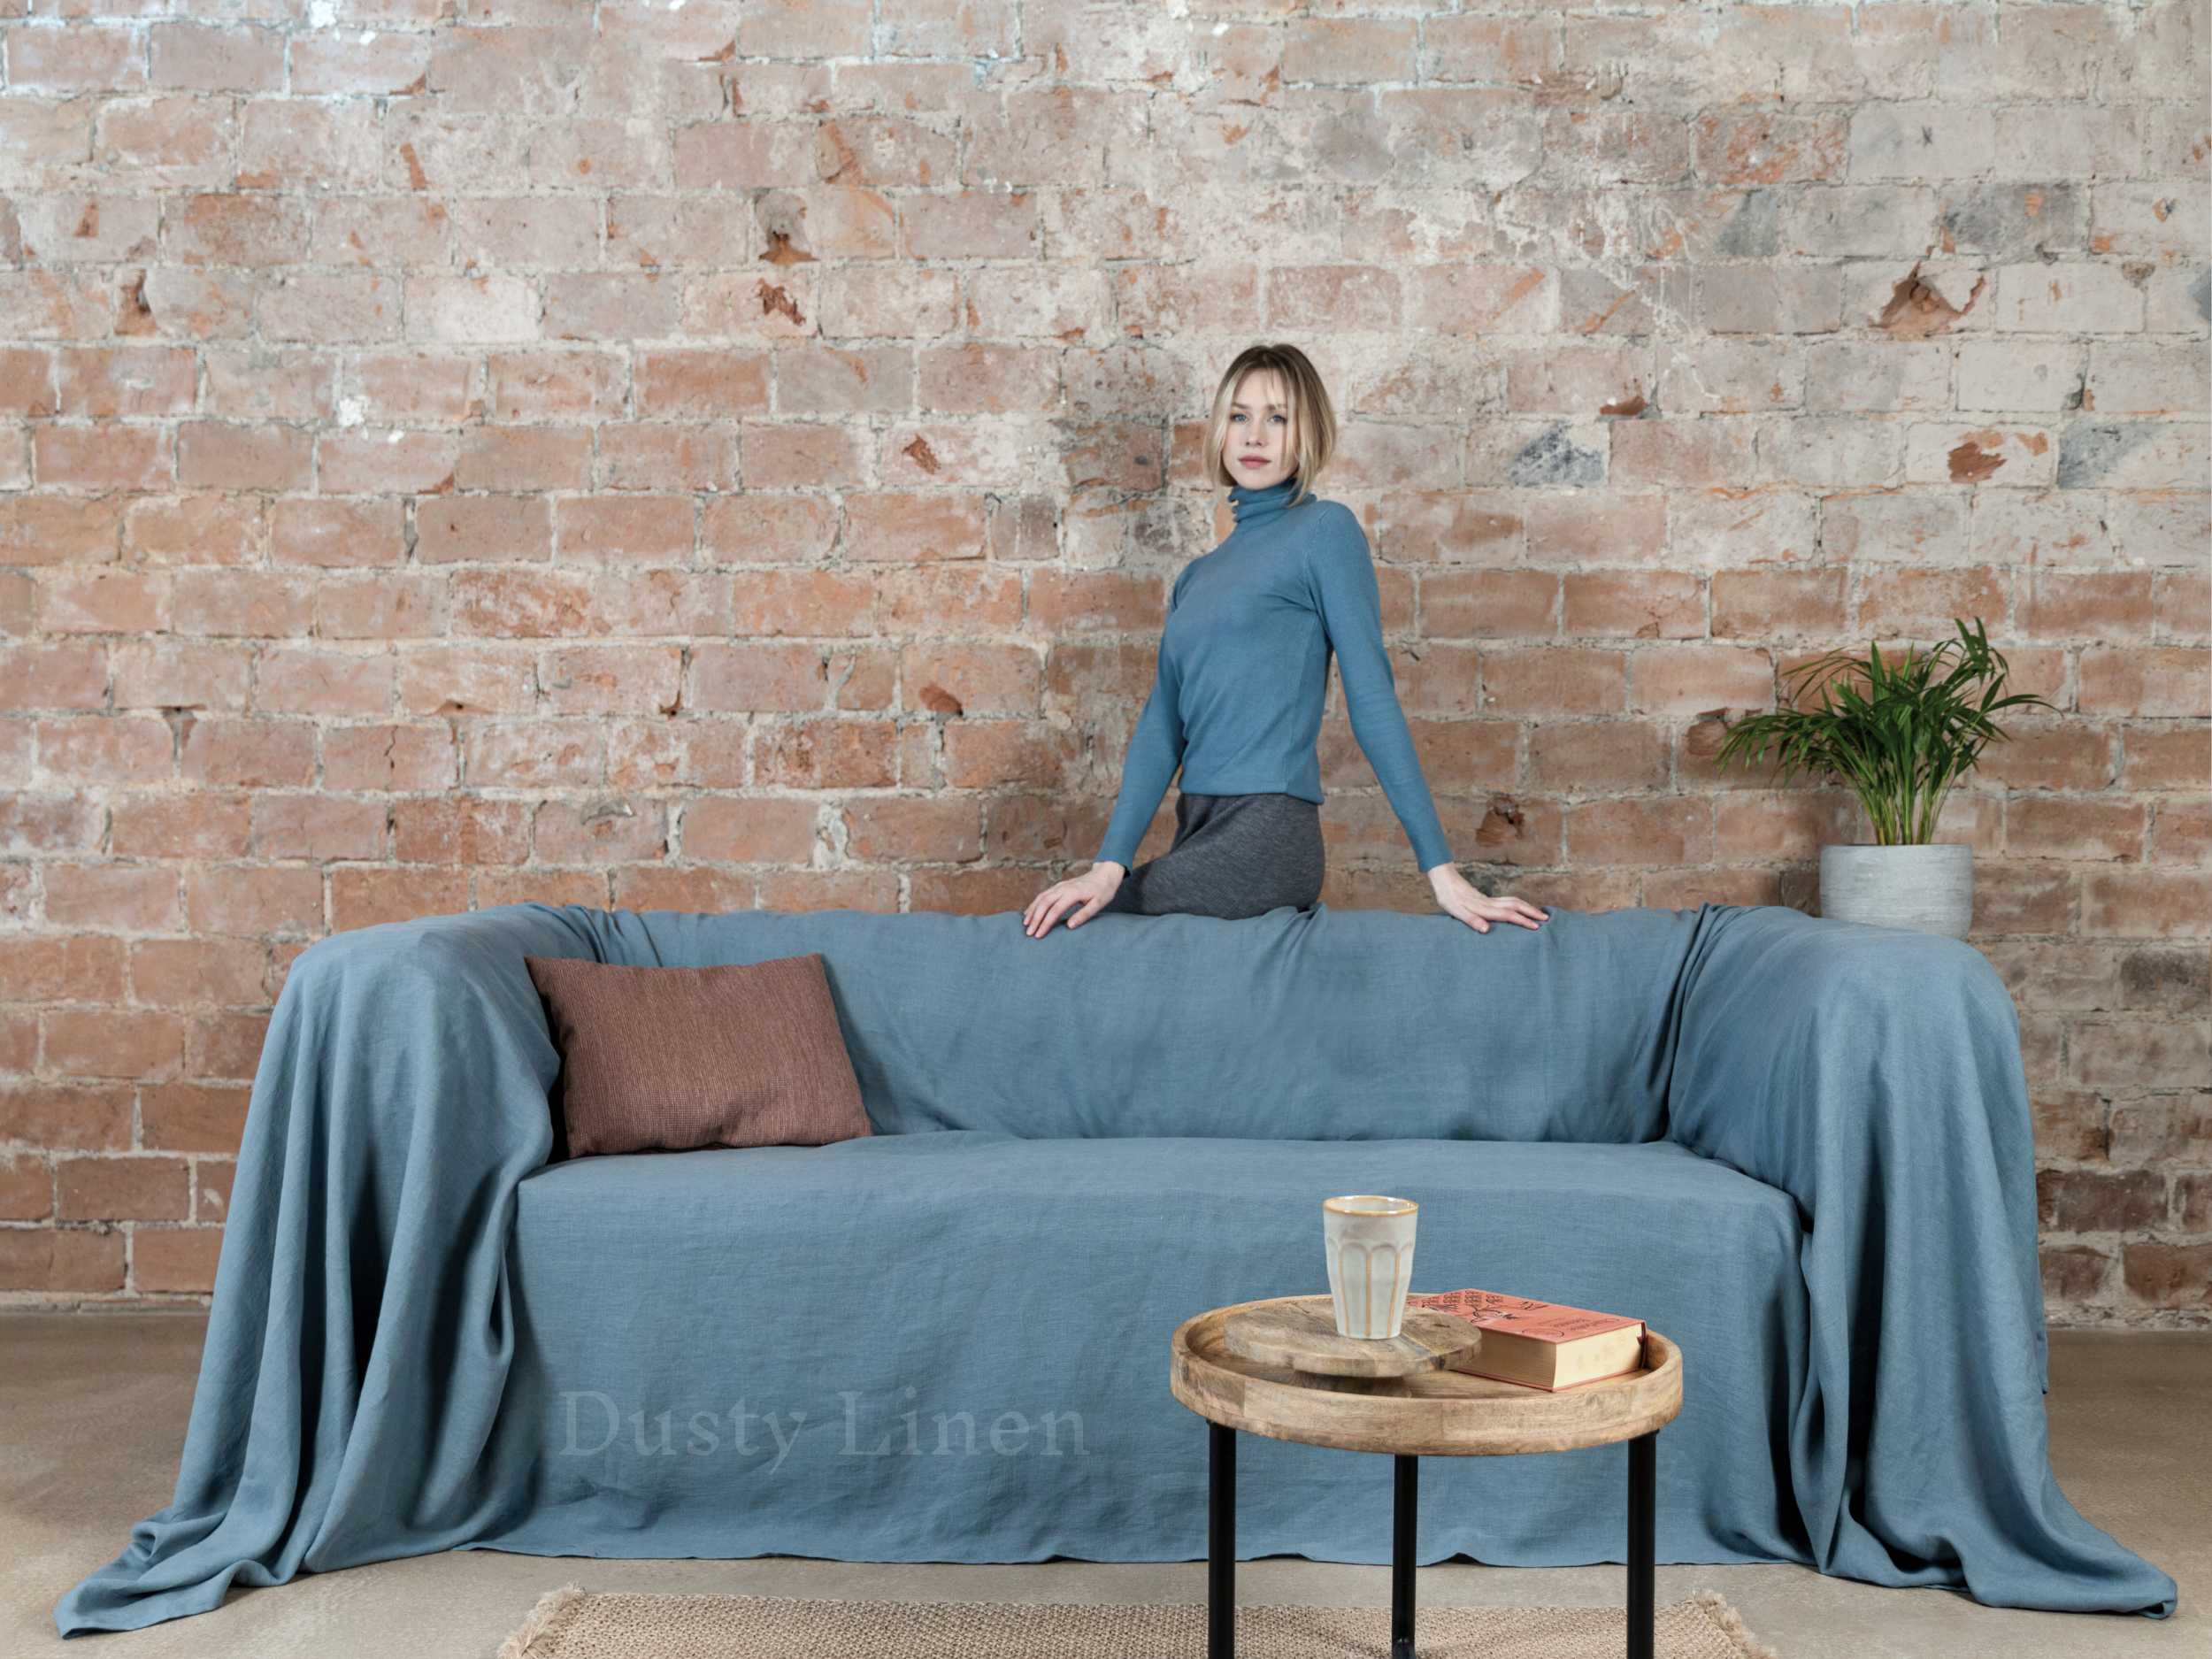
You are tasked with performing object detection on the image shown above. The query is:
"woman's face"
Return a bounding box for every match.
[1224,368,1294,491]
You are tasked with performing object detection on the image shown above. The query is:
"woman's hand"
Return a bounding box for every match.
[1023,862,1126,937]
[1427,864,1549,933]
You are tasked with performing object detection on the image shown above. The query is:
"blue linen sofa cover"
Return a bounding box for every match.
[56,901,2175,1634]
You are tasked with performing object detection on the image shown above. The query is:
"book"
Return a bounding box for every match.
[1407,1288,1647,1392]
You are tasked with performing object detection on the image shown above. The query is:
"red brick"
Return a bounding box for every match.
[1694,112,1848,184]
[321,724,457,792]
[1479,649,1625,717]
[0,1154,51,1222]
[394,798,532,866]
[290,30,434,96]
[487,350,629,422]
[2122,726,2210,792]
[1858,568,2009,644]
[1528,722,1670,795]
[314,573,448,641]
[756,721,899,788]
[180,720,314,788]
[1711,569,1847,641]
[0,1085,132,1153]
[316,431,457,495]
[0,496,123,566]
[1969,863,2078,935]
[2039,1168,2168,1233]
[398,647,537,717]
[741,422,869,490]
[43,1009,183,1079]
[58,1156,189,1222]
[757,870,899,913]
[611,866,754,915]
[416,495,552,565]
[0,1229,125,1295]
[329,868,470,934]
[0,937,126,1004]
[2006,799,2146,863]
[134,1227,225,1295]
[271,499,404,569]
[673,797,818,864]
[1642,869,1786,910]
[150,22,281,91]
[11,25,146,90]
[1563,572,1705,640]
[1712,792,1860,861]
[703,495,838,564]
[458,426,592,493]
[597,424,735,492]
[0,644,108,710]
[2085,870,2211,939]
[479,869,612,911]
[1630,646,1774,717]
[452,569,593,639]
[635,349,771,418]
[918,346,1059,414]
[1525,494,1667,565]
[843,494,987,564]
[941,720,1079,790]
[605,720,748,791]
[1569,798,1713,866]
[534,799,669,865]
[176,424,312,492]
[2079,649,2209,718]
[539,645,682,717]
[42,865,181,933]
[1392,646,1482,718]
[690,643,831,713]
[899,643,1040,717]
[250,794,386,861]
[35,426,173,491]
[730,571,877,643]
[0,348,58,418]
[54,347,195,418]
[591,571,733,637]
[39,569,171,635]
[557,496,695,564]
[189,1009,268,1080]
[110,795,250,861]
[254,649,391,719]
[461,721,604,789]
[187,866,323,937]
[2122,1243,2212,1310]
[127,496,264,567]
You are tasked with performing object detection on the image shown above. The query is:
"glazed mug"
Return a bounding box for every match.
[1324,1194,1417,1340]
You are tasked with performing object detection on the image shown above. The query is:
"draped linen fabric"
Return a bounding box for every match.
[56,902,2176,1635]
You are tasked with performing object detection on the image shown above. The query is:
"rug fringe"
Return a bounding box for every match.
[497,1582,587,1659]
[1694,1590,1778,1659]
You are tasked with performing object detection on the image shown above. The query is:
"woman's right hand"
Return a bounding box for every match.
[1022,863,1125,937]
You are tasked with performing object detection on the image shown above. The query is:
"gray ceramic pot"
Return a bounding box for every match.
[1818,842,1974,939]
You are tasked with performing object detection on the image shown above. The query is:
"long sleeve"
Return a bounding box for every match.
[1095,636,1186,870]
[1309,514,1454,872]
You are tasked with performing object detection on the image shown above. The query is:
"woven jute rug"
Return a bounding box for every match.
[498,1585,1778,1659]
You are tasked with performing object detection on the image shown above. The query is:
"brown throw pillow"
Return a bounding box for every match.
[525,953,871,1158]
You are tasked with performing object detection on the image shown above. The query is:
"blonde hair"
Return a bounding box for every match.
[1206,343,1337,503]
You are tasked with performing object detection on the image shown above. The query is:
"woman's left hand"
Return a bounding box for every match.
[1426,864,1549,933]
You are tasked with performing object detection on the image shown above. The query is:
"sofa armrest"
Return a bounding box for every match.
[56,903,603,1635]
[1663,905,2172,1616]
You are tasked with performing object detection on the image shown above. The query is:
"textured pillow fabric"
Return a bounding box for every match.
[525,953,871,1157]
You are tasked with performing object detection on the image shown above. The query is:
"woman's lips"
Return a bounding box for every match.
[1240,456,1270,466]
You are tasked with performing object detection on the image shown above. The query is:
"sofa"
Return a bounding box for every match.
[58,900,2175,1634]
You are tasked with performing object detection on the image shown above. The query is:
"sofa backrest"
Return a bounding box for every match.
[547,903,1707,1145]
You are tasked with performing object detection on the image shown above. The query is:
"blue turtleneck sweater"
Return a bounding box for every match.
[1096,479,1454,873]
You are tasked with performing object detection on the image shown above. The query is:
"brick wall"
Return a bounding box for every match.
[0,1,2204,1320]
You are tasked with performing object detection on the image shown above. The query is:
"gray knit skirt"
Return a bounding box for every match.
[1102,792,1326,921]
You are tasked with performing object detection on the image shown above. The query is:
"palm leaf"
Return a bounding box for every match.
[1711,618,2055,846]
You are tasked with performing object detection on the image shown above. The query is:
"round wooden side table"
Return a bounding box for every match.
[1170,1295,1684,1659]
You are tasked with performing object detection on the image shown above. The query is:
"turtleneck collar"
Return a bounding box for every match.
[1227,477,1300,529]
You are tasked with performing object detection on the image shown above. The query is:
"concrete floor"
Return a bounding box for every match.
[3,1315,2203,1658]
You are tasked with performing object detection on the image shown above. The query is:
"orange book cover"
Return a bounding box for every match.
[1409,1289,1647,1390]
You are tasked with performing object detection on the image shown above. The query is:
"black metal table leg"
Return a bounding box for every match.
[1392,1454,1417,1659]
[1626,1432,1656,1659]
[1210,1423,1235,1659]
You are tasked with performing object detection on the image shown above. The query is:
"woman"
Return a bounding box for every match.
[1023,343,1548,937]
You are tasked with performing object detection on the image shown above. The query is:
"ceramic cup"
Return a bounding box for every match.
[1324,1194,1418,1340]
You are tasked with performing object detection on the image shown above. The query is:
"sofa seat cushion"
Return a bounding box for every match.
[479,1133,1810,1571]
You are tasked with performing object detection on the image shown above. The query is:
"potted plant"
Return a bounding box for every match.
[1712,618,2054,938]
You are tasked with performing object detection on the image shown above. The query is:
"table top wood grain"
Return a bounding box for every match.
[1172,1295,1684,1458]
[1223,1296,1485,1378]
